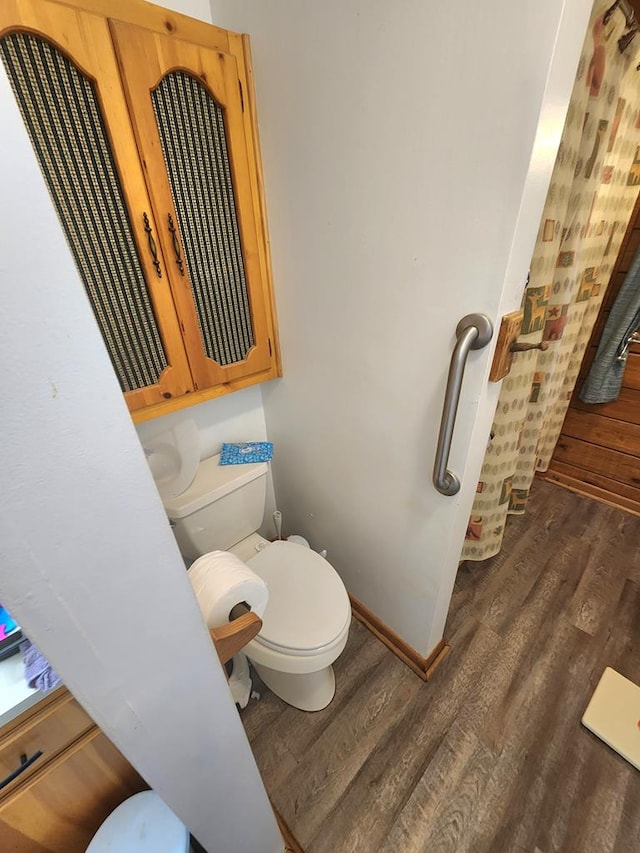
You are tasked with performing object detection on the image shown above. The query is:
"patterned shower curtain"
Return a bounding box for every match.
[462,0,640,562]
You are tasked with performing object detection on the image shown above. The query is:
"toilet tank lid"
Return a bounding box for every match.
[164,454,268,519]
[86,791,189,853]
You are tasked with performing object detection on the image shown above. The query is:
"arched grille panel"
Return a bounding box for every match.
[152,72,254,366]
[0,31,168,393]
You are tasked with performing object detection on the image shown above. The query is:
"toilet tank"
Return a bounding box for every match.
[163,454,268,562]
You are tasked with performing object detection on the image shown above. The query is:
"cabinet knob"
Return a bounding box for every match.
[510,340,549,353]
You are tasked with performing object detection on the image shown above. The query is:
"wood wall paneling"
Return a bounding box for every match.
[546,192,640,513]
[349,595,450,681]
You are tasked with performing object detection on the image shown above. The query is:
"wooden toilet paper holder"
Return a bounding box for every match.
[209,604,262,666]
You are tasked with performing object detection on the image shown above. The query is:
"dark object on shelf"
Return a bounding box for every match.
[0,628,23,662]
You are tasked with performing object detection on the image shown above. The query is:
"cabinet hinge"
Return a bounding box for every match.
[238,79,245,112]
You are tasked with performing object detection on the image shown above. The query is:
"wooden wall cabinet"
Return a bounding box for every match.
[0,688,145,852]
[0,0,280,423]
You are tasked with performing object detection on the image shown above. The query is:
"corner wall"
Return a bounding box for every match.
[209,0,592,654]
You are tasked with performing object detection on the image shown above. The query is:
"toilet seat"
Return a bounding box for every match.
[246,541,350,655]
[86,791,190,853]
[246,619,350,675]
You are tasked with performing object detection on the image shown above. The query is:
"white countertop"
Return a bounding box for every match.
[0,652,40,728]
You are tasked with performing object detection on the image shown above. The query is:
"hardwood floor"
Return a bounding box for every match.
[241,481,640,852]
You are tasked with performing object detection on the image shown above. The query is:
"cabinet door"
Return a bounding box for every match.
[0,0,194,412]
[0,690,93,799]
[0,728,146,852]
[110,21,276,392]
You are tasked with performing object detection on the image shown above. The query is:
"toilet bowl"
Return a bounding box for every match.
[164,453,351,711]
[86,791,191,853]
[236,539,351,711]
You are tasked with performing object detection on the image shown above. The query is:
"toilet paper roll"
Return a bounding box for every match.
[188,550,269,628]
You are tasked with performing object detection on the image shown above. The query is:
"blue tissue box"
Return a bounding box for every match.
[219,442,273,465]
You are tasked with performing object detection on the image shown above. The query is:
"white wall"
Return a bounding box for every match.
[136,387,268,463]
[209,0,592,654]
[0,3,282,851]
[157,0,212,19]
[136,388,278,538]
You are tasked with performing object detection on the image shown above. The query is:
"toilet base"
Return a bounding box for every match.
[251,660,336,711]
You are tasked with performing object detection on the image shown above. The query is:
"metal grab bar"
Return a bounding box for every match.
[433,313,493,496]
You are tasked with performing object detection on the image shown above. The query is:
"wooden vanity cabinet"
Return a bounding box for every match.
[0,0,280,423]
[0,688,146,852]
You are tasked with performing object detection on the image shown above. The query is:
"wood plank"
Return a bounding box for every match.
[110,20,274,392]
[477,529,582,641]
[0,728,146,851]
[209,611,262,666]
[235,33,283,377]
[538,579,640,853]
[572,387,640,426]
[247,619,387,768]
[308,619,501,853]
[574,342,640,387]
[561,409,640,456]
[616,785,640,853]
[448,483,589,639]
[577,343,598,381]
[0,692,94,801]
[589,307,611,345]
[541,724,628,853]
[0,0,197,412]
[553,177,640,507]
[48,0,233,50]
[241,619,378,747]
[623,353,640,391]
[130,365,279,423]
[0,688,68,742]
[379,722,495,853]
[249,731,299,795]
[565,519,635,637]
[488,310,524,382]
[617,236,640,273]
[273,654,419,847]
[552,436,640,488]
[542,462,640,514]
[462,620,591,852]
[536,458,640,509]
[349,594,449,681]
[274,807,305,853]
[606,271,628,298]
[457,561,581,752]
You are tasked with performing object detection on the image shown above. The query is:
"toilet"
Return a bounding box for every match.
[164,454,351,711]
[86,791,191,852]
